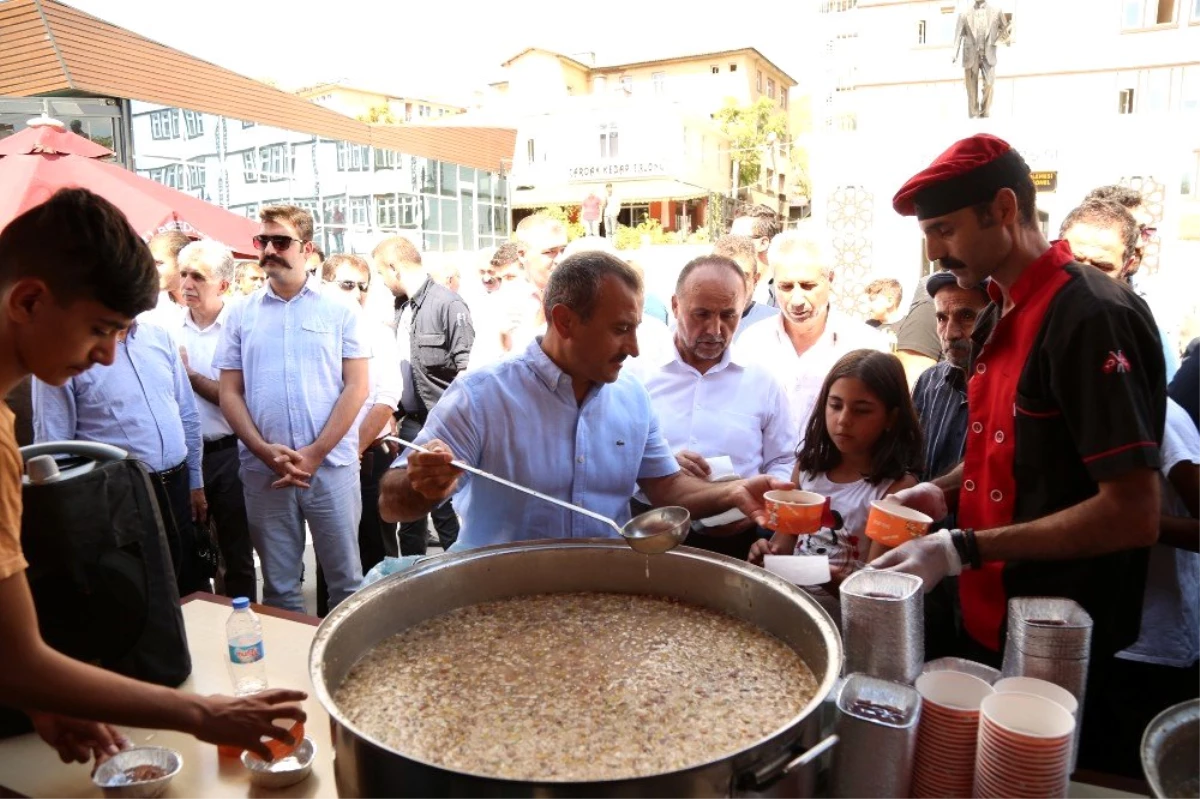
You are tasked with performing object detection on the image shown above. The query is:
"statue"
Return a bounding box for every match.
[953,0,1011,119]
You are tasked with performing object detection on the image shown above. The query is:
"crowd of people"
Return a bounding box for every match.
[0,132,1195,776]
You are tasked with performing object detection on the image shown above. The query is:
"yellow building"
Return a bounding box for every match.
[489,47,798,233]
[294,83,466,123]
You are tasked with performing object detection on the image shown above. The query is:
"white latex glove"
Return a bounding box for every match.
[870,530,963,592]
[889,481,949,522]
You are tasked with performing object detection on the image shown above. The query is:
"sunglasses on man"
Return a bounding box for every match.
[330,279,369,293]
[252,234,308,252]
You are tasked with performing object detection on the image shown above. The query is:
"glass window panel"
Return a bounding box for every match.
[440,197,459,232]
[459,167,477,188]
[478,171,492,199]
[440,162,458,196]
[442,235,459,251]
[423,232,441,251]
[424,196,440,230]
[481,202,495,234]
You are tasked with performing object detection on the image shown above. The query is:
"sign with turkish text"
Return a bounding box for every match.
[1031,171,1058,192]
[568,162,666,182]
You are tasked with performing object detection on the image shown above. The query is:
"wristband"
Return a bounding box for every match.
[949,529,971,570]
[962,528,982,570]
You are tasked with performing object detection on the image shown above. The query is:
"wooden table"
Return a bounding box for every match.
[0,594,333,798]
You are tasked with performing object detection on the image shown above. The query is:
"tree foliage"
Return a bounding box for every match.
[358,103,398,124]
[713,96,790,188]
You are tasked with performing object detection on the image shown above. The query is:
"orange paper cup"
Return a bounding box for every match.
[865,500,932,546]
[764,490,825,535]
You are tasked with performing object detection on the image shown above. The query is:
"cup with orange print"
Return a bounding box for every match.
[865,500,932,547]
[763,490,826,535]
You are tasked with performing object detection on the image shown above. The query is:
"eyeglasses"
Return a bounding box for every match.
[332,279,369,293]
[252,234,307,252]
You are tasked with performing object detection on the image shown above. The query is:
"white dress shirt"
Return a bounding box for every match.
[358,320,404,442]
[638,342,797,482]
[177,303,235,440]
[736,308,888,432]
[139,290,186,332]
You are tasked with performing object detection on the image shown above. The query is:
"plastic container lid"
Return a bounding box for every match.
[232,597,250,610]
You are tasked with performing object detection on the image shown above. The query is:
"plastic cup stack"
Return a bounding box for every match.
[974,692,1076,798]
[910,670,995,798]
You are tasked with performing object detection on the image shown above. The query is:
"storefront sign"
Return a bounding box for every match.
[1031,171,1058,192]
[568,162,666,182]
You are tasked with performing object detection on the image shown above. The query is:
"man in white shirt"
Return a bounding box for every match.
[140,231,189,330]
[175,240,256,601]
[635,255,797,559]
[737,229,888,433]
[320,254,404,579]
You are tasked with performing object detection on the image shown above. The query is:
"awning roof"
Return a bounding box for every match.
[510,179,716,209]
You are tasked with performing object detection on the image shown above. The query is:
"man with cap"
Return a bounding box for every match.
[874,134,1166,769]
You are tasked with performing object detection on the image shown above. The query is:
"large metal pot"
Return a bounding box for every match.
[1142,699,1199,799]
[310,540,844,797]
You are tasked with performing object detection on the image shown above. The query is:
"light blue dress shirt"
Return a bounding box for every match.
[33,321,203,488]
[213,278,369,473]
[394,338,680,550]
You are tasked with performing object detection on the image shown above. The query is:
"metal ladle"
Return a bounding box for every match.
[385,437,690,554]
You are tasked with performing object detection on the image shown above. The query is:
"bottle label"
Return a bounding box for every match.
[229,641,264,664]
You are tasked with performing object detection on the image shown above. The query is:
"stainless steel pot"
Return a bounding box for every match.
[310,540,844,798]
[1142,699,1199,799]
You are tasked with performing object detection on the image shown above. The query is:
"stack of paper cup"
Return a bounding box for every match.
[993,676,1080,772]
[911,670,994,798]
[974,692,1076,798]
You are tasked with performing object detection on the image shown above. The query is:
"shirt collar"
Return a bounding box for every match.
[988,239,1073,308]
[408,275,434,310]
[525,337,569,392]
[663,339,742,373]
[938,359,968,393]
[265,275,319,302]
[183,301,229,332]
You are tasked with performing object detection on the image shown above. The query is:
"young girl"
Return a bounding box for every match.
[750,349,924,580]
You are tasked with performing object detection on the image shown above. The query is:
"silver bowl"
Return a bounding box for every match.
[92,746,182,799]
[1142,699,1199,799]
[241,736,316,789]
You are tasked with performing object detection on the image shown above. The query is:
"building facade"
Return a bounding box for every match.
[294,83,466,123]
[0,0,514,256]
[808,0,1200,333]
[491,47,799,232]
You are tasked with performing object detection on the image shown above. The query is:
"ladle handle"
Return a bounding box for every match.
[384,437,622,534]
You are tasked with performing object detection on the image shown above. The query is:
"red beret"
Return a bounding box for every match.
[892,134,1031,219]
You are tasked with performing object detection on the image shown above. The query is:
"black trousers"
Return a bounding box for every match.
[316,447,399,617]
[154,462,212,596]
[398,415,459,555]
[202,444,257,602]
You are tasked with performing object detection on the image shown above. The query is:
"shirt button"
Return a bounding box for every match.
[990,489,1004,502]
[994,430,1005,443]
[972,422,984,434]
[976,362,987,375]
[964,480,976,492]
[577,456,585,464]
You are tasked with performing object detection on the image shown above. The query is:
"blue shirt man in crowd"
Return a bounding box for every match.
[33,319,209,594]
[380,251,787,550]
[215,205,369,613]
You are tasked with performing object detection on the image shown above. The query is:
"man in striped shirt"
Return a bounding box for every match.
[912,272,991,486]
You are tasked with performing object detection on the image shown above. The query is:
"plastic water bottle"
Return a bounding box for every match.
[226,597,268,696]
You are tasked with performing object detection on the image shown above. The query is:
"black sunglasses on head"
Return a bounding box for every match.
[252,234,307,252]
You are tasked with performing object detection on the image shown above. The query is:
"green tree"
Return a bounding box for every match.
[713,96,790,188]
[358,103,398,124]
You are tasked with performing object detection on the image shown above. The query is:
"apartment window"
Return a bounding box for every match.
[620,76,633,93]
[149,109,179,140]
[917,19,928,44]
[1193,0,1200,20]
[399,195,420,228]
[711,65,720,74]
[182,110,204,139]
[241,150,258,183]
[730,64,738,72]
[375,148,401,169]
[599,122,619,159]
[526,138,536,165]
[259,144,288,181]
[781,92,788,110]
[376,194,398,228]
[349,197,370,227]
[652,71,666,95]
[149,164,182,189]
[1119,88,1137,114]
[186,162,205,191]
[757,70,763,91]
[336,141,369,171]
[767,78,776,99]
[1123,0,1178,28]
[1183,65,1200,112]
[241,119,255,129]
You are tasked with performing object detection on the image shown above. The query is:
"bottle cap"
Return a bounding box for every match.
[232,597,250,610]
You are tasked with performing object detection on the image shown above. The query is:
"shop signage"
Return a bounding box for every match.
[1031,171,1058,192]
[568,161,666,182]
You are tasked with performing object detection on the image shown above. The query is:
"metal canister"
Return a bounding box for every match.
[841,570,925,684]
[830,673,922,798]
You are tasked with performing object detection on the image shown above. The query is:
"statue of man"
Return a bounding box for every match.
[953,0,1011,119]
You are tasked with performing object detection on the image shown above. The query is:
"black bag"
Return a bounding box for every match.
[19,450,192,687]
